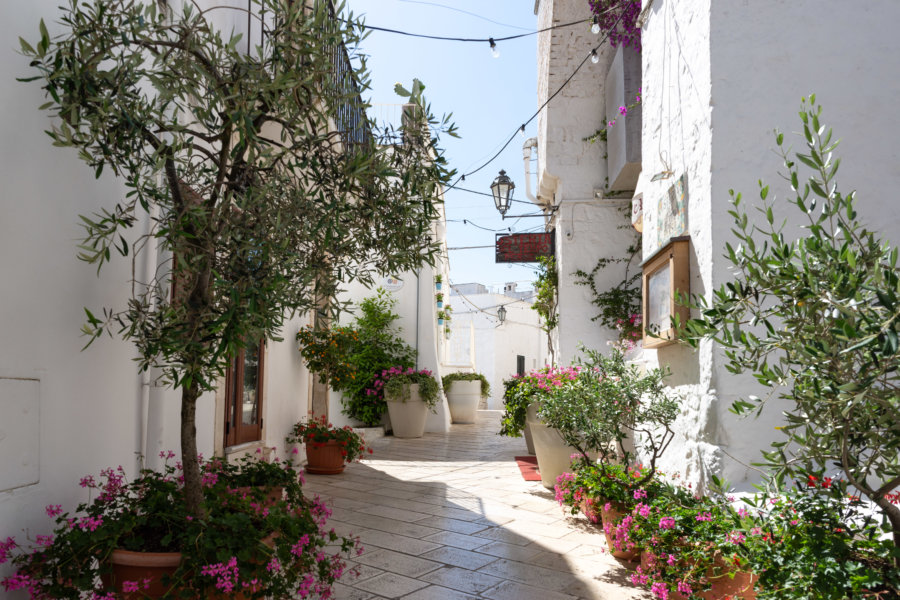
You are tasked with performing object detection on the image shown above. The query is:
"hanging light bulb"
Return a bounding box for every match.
[591,49,599,64]
[519,124,526,138]
[591,16,600,34]
[489,38,500,59]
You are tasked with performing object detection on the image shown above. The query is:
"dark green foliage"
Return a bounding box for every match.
[340,291,416,425]
[441,372,491,398]
[19,0,456,512]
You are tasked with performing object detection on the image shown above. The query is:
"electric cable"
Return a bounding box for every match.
[445,8,626,189]
[352,18,585,43]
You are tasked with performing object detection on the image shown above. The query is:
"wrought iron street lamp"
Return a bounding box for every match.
[490,170,558,220]
[497,304,507,324]
[490,170,515,216]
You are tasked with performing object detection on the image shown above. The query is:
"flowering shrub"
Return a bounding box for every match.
[296,325,359,391]
[588,0,642,52]
[737,478,899,599]
[498,365,580,438]
[629,485,743,597]
[537,348,677,479]
[286,414,372,463]
[296,290,416,425]
[1,455,359,599]
[377,366,440,409]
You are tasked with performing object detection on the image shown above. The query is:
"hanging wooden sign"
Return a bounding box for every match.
[495,232,555,263]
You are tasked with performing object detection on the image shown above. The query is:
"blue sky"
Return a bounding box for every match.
[345,0,543,293]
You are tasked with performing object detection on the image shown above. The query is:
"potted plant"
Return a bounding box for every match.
[499,376,535,453]
[375,367,440,438]
[436,310,445,325]
[435,292,444,308]
[286,414,373,475]
[501,366,582,488]
[0,455,358,599]
[297,291,416,427]
[434,274,443,291]
[441,372,490,424]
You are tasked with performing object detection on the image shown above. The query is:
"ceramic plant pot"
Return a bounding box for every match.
[523,420,536,454]
[445,379,481,424]
[385,383,427,438]
[526,403,581,489]
[304,439,346,474]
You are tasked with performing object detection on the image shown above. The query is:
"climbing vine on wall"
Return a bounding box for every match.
[574,209,642,352]
[532,255,559,363]
[588,0,642,52]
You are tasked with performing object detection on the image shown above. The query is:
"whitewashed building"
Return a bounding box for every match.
[533,0,900,490]
[445,284,548,409]
[0,0,448,574]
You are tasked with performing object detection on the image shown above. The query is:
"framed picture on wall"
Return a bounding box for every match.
[642,237,690,348]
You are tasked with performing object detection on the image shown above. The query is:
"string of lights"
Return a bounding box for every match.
[355,18,588,44]
[449,8,625,189]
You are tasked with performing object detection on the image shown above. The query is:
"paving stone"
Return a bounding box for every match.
[478,558,589,591]
[318,412,641,600]
[354,572,429,599]
[355,549,443,578]
[420,546,500,570]
[419,566,505,594]
[481,579,579,600]
[399,585,480,600]
[474,540,545,562]
[421,530,491,551]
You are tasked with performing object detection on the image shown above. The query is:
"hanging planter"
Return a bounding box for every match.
[434,274,443,291]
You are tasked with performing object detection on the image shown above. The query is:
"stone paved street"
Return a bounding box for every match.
[303,411,648,600]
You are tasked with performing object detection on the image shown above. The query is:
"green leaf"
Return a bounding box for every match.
[19,37,36,56]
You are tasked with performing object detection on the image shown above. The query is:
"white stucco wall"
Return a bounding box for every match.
[0,0,217,580]
[446,292,547,409]
[537,0,641,363]
[325,202,452,433]
[637,0,900,491]
[0,1,326,568]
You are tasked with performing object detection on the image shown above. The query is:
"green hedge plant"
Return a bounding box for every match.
[442,372,490,398]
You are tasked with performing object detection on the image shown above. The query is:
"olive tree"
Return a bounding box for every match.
[682,97,900,559]
[19,0,456,515]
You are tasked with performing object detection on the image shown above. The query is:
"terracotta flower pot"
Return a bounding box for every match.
[578,497,603,525]
[232,485,284,506]
[699,555,757,600]
[102,549,182,600]
[305,439,346,474]
[600,503,640,562]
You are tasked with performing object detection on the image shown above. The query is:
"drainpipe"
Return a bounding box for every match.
[415,268,420,370]
[138,203,159,473]
[522,137,540,206]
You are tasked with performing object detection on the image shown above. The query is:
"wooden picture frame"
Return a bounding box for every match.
[642,236,690,348]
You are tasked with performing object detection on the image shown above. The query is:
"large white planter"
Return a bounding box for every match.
[523,421,536,455]
[445,380,481,424]
[526,403,580,489]
[385,383,427,438]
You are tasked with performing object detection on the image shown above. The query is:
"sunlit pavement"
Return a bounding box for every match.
[303,410,648,600]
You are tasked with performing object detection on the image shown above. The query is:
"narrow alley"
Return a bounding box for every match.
[304,412,647,600]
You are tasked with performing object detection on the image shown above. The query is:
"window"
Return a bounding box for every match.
[224,339,265,447]
[516,355,525,377]
[641,237,691,348]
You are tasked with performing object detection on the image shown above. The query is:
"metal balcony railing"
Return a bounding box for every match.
[319,0,372,156]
